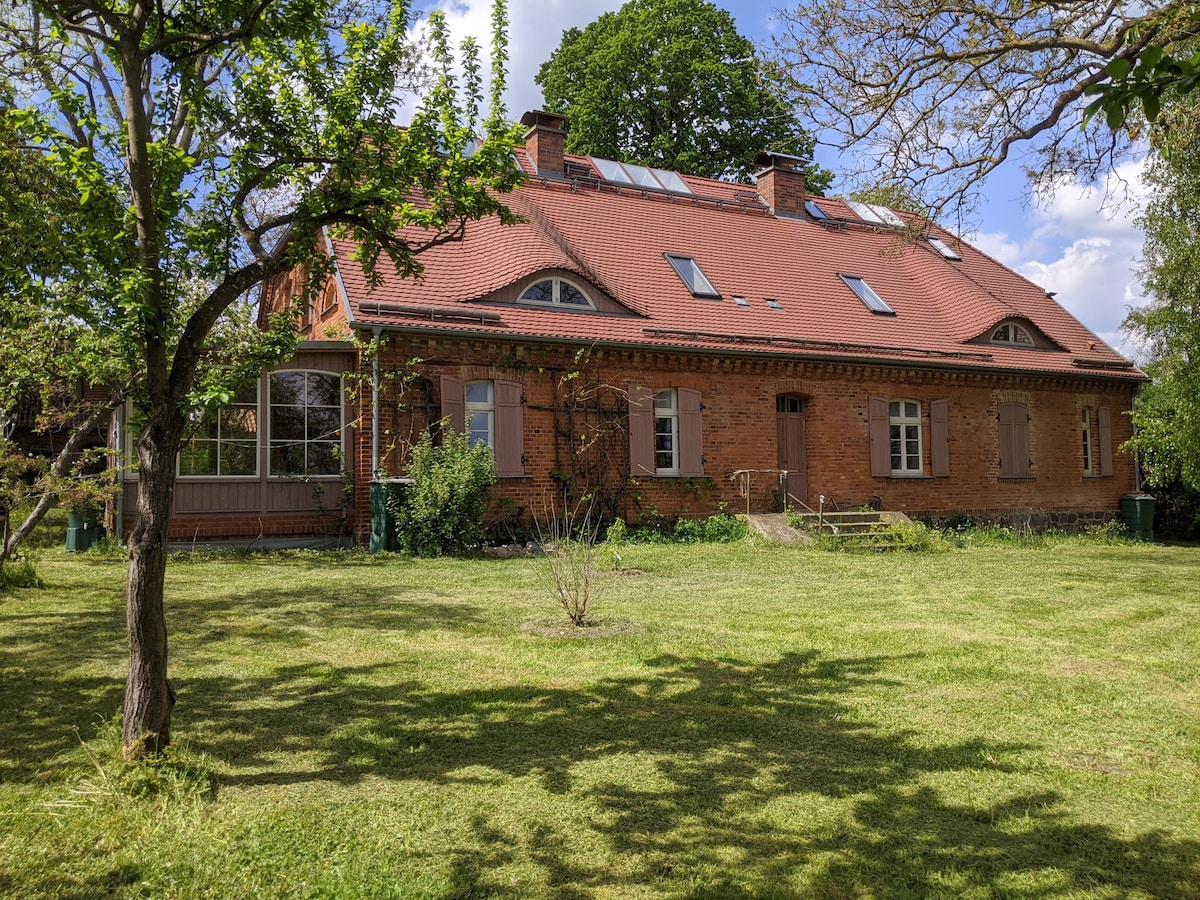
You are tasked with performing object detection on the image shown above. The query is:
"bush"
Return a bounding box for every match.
[618,512,747,544]
[389,431,495,557]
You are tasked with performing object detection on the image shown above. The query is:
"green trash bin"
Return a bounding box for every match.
[369,479,412,553]
[1118,493,1156,542]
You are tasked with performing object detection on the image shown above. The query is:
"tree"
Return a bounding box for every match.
[1,0,521,757]
[768,1,1200,213]
[1124,106,1200,491]
[535,0,830,186]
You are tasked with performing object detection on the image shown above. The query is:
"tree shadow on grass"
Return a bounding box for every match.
[177,652,1200,897]
[0,579,486,781]
[0,606,125,781]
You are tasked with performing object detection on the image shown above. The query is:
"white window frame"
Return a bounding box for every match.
[465,380,495,449]
[268,370,344,477]
[889,399,923,475]
[990,322,1035,346]
[654,388,680,475]
[1081,407,1094,475]
[518,277,594,309]
[177,382,260,479]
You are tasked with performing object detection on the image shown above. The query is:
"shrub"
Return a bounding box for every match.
[389,431,495,557]
[539,501,603,626]
[672,512,747,543]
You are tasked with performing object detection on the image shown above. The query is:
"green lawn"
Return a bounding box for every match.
[1,538,1198,898]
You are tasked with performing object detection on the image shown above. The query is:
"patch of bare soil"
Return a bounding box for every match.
[1056,752,1131,777]
[520,617,643,639]
[606,567,645,577]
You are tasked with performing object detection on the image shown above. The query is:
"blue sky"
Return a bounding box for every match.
[423,0,1147,355]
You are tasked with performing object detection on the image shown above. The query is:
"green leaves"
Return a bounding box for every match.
[1083,42,1200,132]
[536,0,829,186]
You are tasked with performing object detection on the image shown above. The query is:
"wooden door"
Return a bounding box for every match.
[776,396,807,508]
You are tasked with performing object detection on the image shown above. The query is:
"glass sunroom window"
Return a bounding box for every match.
[178,383,259,477]
[269,371,342,476]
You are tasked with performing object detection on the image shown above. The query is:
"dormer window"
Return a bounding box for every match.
[991,322,1034,346]
[665,254,720,298]
[519,277,594,309]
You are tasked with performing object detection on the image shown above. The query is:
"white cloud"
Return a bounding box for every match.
[424,0,622,117]
[970,159,1148,357]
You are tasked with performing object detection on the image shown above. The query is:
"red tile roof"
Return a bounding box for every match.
[328,149,1142,381]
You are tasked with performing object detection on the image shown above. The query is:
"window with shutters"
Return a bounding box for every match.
[998,402,1031,478]
[869,396,949,478]
[889,400,922,475]
[1081,407,1093,475]
[628,386,704,477]
[654,389,679,474]
[439,375,525,477]
[465,381,493,449]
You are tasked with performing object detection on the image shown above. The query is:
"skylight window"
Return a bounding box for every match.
[766,298,783,310]
[928,237,962,261]
[591,157,633,184]
[733,296,751,307]
[839,274,895,314]
[518,277,594,309]
[805,199,828,220]
[622,162,663,189]
[665,254,720,298]
[652,167,689,193]
[588,156,693,195]
[846,201,906,228]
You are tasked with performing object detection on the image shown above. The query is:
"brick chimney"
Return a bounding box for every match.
[754,151,807,218]
[520,110,567,178]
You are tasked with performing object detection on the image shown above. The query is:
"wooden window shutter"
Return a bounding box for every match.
[439,375,464,436]
[628,385,655,475]
[930,399,950,477]
[1098,406,1114,477]
[869,396,890,477]
[494,380,524,477]
[678,388,704,476]
[998,402,1030,477]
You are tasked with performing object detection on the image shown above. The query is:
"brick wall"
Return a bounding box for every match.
[349,334,1140,537]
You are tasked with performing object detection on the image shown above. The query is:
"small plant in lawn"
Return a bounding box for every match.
[0,553,43,590]
[55,717,217,809]
[538,498,603,626]
[389,430,495,557]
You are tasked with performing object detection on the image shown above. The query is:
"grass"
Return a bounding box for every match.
[1,535,1198,898]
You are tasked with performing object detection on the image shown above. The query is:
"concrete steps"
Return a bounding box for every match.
[745,510,914,548]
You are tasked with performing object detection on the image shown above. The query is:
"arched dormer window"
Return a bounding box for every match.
[518,277,594,309]
[990,322,1035,347]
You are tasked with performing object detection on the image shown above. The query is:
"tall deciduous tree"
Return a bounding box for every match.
[535,0,830,186]
[1125,107,1200,491]
[768,1,1200,213]
[1,0,520,756]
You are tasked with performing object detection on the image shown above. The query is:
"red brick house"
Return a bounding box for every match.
[122,111,1144,543]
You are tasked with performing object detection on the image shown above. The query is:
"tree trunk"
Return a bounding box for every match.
[121,424,181,757]
[3,398,122,564]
